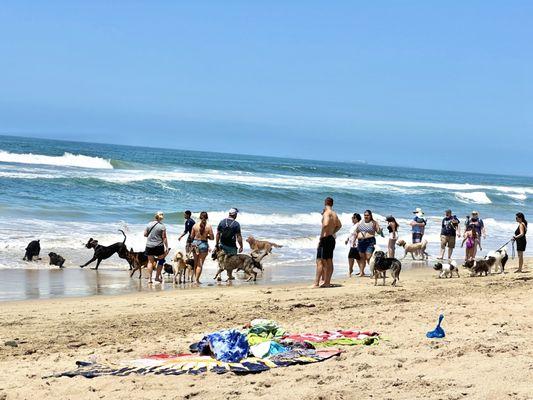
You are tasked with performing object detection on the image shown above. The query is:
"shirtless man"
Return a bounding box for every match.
[313,197,342,288]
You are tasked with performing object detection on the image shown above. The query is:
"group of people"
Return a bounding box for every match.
[141,198,528,286]
[143,208,243,284]
[314,197,528,288]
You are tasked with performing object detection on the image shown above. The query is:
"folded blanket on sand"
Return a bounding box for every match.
[47,349,341,378]
[282,330,379,346]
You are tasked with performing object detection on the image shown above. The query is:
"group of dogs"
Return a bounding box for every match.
[23,230,510,287]
[23,230,281,284]
[364,247,509,287]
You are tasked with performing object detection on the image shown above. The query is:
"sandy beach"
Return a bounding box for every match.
[0,259,531,400]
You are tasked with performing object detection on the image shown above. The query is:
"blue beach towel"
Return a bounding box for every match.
[197,329,249,362]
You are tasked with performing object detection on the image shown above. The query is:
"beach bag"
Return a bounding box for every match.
[220,220,236,247]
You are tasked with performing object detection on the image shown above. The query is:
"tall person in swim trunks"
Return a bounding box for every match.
[314,197,342,288]
[190,211,214,284]
[355,210,382,276]
[178,210,195,253]
[144,211,169,284]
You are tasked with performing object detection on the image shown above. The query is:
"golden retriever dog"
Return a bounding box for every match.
[246,236,283,254]
[396,239,429,260]
[172,251,193,284]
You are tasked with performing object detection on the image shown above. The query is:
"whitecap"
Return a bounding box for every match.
[454,192,492,204]
[0,150,113,169]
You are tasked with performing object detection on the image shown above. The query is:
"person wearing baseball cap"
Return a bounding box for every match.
[216,208,243,254]
[439,209,461,259]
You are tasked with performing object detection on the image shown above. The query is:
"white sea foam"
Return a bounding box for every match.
[0,150,113,169]
[454,192,492,204]
[506,193,527,201]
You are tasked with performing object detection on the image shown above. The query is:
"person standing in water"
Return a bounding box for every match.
[385,215,399,258]
[512,212,527,273]
[144,211,169,284]
[178,210,195,253]
[190,211,214,284]
[314,197,342,287]
[345,213,361,277]
[355,210,381,277]
[216,208,243,255]
[439,209,461,260]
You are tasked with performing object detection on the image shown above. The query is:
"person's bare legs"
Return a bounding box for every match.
[195,252,207,284]
[515,251,524,272]
[356,257,366,277]
[388,239,396,258]
[313,259,324,287]
[155,263,163,282]
[365,252,372,276]
[147,256,155,283]
[348,257,354,276]
[439,246,446,259]
[321,259,333,287]
[448,247,454,260]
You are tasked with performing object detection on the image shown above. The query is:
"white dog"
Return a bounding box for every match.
[433,260,459,278]
[485,248,508,274]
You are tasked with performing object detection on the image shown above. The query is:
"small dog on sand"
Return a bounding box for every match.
[464,257,496,276]
[485,248,508,274]
[396,239,429,260]
[433,260,459,278]
[48,252,66,268]
[370,250,401,286]
[172,251,194,284]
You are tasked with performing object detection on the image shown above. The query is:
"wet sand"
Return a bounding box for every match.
[0,259,531,400]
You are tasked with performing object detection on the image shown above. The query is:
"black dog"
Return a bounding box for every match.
[80,230,128,269]
[48,252,66,268]
[371,251,402,286]
[464,257,496,276]
[23,240,41,261]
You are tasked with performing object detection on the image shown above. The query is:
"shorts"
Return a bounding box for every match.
[145,245,165,257]
[440,235,456,249]
[357,237,376,254]
[516,238,527,252]
[412,233,423,244]
[193,239,209,253]
[348,247,360,260]
[317,235,336,260]
[220,244,238,255]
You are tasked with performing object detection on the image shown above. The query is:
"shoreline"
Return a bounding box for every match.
[0,257,531,302]
[0,263,531,399]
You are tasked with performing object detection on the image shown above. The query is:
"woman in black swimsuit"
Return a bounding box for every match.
[512,212,527,273]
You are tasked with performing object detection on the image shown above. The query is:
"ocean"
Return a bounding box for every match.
[0,134,531,287]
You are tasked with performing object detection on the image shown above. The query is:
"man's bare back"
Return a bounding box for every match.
[321,207,342,237]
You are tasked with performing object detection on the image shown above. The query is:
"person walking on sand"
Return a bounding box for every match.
[385,215,399,258]
[314,197,342,287]
[178,210,195,253]
[144,211,169,284]
[467,211,487,247]
[512,212,527,273]
[345,213,361,277]
[355,210,381,277]
[190,211,214,284]
[439,209,461,260]
[216,208,243,255]
[461,225,481,262]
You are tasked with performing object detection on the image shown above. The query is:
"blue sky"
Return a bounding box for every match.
[0,1,531,175]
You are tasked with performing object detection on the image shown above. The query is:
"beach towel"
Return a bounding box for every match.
[282,330,379,345]
[197,329,249,362]
[48,349,341,379]
[249,341,287,358]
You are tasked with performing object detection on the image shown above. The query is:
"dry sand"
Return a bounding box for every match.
[0,261,532,400]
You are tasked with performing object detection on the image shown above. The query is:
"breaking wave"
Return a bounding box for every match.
[0,150,113,169]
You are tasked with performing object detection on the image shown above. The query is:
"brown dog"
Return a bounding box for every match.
[246,236,283,254]
[396,239,429,260]
[172,251,194,284]
[126,248,149,279]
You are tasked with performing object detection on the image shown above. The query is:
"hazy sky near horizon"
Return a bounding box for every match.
[0,1,532,175]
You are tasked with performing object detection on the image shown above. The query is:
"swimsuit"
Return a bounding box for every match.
[316,235,335,260]
[356,221,377,254]
[193,239,209,253]
[515,226,527,252]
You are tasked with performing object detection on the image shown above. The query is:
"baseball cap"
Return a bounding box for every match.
[471,210,479,215]
[412,207,424,215]
[229,208,239,215]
